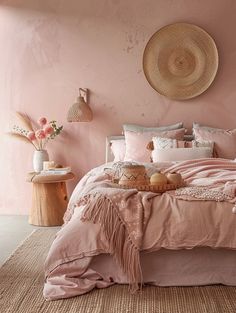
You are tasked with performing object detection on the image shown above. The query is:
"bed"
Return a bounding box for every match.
[43,134,236,301]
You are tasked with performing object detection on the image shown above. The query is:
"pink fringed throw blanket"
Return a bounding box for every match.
[76,182,157,292]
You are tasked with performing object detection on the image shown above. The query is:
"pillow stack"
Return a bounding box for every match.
[110,122,236,163]
[111,122,185,163]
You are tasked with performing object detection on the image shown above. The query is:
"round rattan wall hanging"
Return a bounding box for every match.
[143,23,219,100]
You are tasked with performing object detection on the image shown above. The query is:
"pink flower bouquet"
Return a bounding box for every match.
[9,112,63,150]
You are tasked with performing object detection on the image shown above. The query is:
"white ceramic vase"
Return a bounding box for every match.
[33,150,49,172]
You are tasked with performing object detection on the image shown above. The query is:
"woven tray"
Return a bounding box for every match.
[113,182,184,193]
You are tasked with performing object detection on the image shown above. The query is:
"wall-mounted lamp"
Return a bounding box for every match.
[67,88,93,122]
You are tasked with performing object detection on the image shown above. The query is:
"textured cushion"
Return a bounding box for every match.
[192,139,214,149]
[152,137,213,150]
[123,122,183,133]
[193,126,236,159]
[152,138,188,149]
[110,139,126,162]
[124,128,185,162]
[152,147,213,162]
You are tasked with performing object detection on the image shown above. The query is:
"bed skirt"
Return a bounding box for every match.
[44,247,236,300]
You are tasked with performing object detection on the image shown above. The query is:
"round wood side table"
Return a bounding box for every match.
[27,172,75,226]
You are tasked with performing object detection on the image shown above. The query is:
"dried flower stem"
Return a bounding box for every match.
[7,132,39,150]
[15,112,34,132]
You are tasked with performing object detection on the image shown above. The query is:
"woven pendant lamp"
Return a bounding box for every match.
[67,88,93,122]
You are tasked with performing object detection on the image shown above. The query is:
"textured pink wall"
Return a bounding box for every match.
[0,0,236,214]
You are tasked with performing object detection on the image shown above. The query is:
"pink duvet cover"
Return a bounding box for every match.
[44,159,236,300]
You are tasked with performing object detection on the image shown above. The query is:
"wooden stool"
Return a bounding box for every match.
[27,172,75,226]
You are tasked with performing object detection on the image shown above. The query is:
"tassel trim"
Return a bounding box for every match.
[79,193,142,292]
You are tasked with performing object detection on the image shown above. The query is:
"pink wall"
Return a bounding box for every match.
[0,0,236,215]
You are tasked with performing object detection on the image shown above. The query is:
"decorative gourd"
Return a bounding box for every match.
[150,172,168,186]
[166,172,183,185]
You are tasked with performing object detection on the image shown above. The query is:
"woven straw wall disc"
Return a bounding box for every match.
[143,23,219,100]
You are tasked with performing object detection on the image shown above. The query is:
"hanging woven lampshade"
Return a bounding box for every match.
[67,88,93,122]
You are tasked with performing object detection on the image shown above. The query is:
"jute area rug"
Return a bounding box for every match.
[1,229,236,313]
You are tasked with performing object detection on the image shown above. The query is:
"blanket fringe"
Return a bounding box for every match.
[79,193,142,292]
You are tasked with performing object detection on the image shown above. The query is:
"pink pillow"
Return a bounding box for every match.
[124,128,185,162]
[111,139,126,162]
[193,127,236,159]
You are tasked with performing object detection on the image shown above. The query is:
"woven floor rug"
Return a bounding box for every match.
[1,229,236,313]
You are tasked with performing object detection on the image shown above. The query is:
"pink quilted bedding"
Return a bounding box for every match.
[44,158,236,300]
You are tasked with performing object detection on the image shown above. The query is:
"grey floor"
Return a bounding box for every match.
[0,215,57,266]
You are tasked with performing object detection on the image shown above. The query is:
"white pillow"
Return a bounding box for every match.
[152,147,213,162]
[110,139,126,162]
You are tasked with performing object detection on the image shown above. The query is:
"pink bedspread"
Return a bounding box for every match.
[44,159,236,300]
